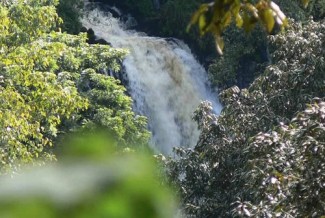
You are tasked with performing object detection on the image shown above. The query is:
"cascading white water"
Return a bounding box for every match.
[82,3,222,154]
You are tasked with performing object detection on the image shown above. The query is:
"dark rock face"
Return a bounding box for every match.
[80,26,88,33]
[81,28,112,46]
[86,28,96,44]
[95,38,111,46]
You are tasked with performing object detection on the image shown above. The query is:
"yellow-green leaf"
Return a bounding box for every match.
[263,9,275,32]
[302,0,310,8]
[236,14,243,28]
[222,12,232,28]
[199,14,207,35]
[187,4,209,32]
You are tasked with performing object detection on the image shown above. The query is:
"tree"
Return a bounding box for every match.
[0,0,150,173]
[163,18,325,217]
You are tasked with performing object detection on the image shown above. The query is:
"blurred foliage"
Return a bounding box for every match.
[188,0,311,54]
[0,0,150,173]
[0,135,177,218]
[162,18,325,217]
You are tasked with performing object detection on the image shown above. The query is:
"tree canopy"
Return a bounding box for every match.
[0,0,150,173]
[163,17,325,217]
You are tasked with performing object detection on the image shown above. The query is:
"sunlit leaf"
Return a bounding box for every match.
[263,9,275,32]
[199,14,207,35]
[215,35,224,55]
[236,14,243,28]
[186,4,209,32]
[302,0,310,8]
[222,12,232,28]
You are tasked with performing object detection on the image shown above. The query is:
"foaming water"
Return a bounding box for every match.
[82,3,222,154]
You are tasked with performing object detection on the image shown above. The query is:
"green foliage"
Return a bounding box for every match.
[0,0,60,47]
[274,0,308,21]
[0,136,177,218]
[0,0,150,173]
[237,100,325,217]
[208,25,268,90]
[306,0,325,20]
[0,0,85,172]
[163,18,325,217]
[188,0,311,54]
[75,71,150,147]
[57,0,83,34]
[160,0,201,36]
[206,0,319,91]
[159,0,216,56]
[126,0,155,17]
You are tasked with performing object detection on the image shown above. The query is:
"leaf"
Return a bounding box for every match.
[243,208,251,216]
[270,1,286,26]
[186,4,209,32]
[263,9,275,33]
[243,13,257,32]
[215,35,224,55]
[245,3,258,18]
[199,14,207,35]
[236,14,243,28]
[302,0,310,8]
[222,12,232,28]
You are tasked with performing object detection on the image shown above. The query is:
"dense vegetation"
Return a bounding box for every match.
[163,14,325,218]
[57,0,83,34]
[0,0,150,173]
[0,0,324,217]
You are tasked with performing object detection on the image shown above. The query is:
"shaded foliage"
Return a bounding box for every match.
[207,0,324,91]
[163,18,325,217]
[57,0,83,34]
[208,25,269,90]
[158,0,218,60]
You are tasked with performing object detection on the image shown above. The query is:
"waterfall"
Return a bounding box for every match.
[82,3,222,154]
